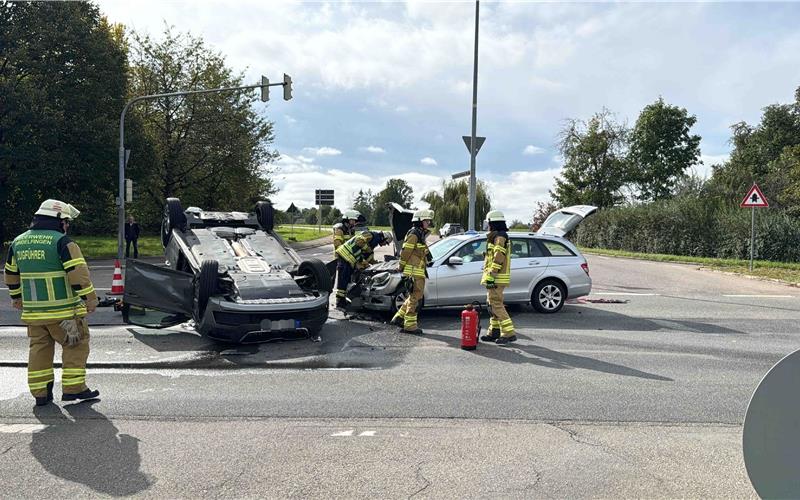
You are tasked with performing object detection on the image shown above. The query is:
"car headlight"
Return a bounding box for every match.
[371,272,391,286]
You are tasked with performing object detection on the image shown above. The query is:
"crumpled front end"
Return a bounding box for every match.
[355,260,404,311]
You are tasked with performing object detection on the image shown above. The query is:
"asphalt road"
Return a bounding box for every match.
[2,244,798,497]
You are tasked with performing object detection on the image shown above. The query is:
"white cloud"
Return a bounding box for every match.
[483,168,563,223]
[420,157,438,166]
[361,146,386,154]
[395,105,409,113]
[694,153,730,179]
[303,146,342,157]
[523,145,545,156]
[284,114,297,124]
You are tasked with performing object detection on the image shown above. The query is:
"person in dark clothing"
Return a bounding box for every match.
[124,216,140,259]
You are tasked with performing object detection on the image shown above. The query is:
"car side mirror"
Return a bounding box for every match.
[447,256,463,266]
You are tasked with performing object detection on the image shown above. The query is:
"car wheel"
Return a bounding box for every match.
[532,279,566,314]
[161,197,186,247]
[389,278,422,316]
[298,259,333,293]
[256,200,274,233]
[194,259,218,322]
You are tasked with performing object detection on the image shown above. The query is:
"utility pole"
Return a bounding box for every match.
[467,0,480,231]
[117,75,292,259]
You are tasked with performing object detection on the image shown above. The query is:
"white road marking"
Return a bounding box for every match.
[723,294,794,298]
[592,292,660,296]
[359,431,376,437]
[0,424,47,434]
[331,430,354,437]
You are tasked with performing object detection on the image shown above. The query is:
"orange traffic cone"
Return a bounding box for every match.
[109,259,124,295]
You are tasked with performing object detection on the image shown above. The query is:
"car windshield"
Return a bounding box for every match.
[428,237,463,261]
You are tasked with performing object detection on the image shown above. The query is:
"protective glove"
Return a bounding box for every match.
[484,276,497,289]
[59,319,82,346]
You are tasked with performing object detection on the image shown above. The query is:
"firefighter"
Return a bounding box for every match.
[332,209,360,253]
[480,210,516,345]
[4,200,100,406]
[334,230,394,309]
[332,210,361,305]
[390,209,434,335]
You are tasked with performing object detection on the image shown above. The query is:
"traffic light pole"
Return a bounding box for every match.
[117,78,289,260]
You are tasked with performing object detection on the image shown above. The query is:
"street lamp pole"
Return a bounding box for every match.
[467,0,480,231]
[117,78,290,260]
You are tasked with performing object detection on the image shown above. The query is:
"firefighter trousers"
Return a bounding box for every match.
[27,319,90,397]
[487,285,515,337]
[335,258,354,302]
[393,276,425,329]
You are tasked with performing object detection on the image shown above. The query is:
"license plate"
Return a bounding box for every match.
[259,319,298,331]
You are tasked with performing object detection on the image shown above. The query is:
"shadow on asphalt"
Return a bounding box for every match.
[423,332,673,381]
[417,304,745,335]
[31,401,152,496]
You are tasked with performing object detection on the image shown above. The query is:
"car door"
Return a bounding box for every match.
[505,237,549,302]
[122,259,194,328]
[434,239,487,306]
[537,205,598,237]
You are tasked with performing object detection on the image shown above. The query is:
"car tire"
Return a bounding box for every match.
[531,279,566,314]
[298,259,333,293]
[256,200,274,233]
[194,259,218,322]
[388,277,423,317]
[161,197,186,247]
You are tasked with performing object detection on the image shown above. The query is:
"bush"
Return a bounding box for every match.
[575,197,800,262]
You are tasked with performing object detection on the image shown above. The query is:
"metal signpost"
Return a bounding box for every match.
[315,189,335,235]
[740,183,769,271]
[117,74,293,259]
[466,0,481,231]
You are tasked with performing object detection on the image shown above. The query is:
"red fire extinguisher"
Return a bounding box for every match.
[461,302,482,350]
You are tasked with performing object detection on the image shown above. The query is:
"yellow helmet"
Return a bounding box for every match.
[35,199,81,220]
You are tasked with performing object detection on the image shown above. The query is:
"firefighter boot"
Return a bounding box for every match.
[401,327,424,335]
[35,382,54,407]
[389,312,404,327]
[495,335,518,345]
[480,329,500,342]
[62,388,100,402]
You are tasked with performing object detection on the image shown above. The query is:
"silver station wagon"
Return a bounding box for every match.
[355,204,597,314]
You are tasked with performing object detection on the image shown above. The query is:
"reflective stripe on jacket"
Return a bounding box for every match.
[335,230,380,266]
[399,227,429,278]
[481,231,511,285]
[6,226,96,323]
[332,222,352,251]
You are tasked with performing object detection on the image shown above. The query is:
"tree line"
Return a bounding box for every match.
[547,88,800,261]
[1,1,276,244]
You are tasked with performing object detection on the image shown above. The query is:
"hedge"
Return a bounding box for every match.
[574,197,800,262]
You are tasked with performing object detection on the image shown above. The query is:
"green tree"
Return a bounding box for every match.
[628,97,701,201]
[351,189,375,224]
[126,26,278,226]
[551,109,629,208]
[0,1,128,243]
[709,87,800,208]
[422,179,491,230]
[373,179,414,226]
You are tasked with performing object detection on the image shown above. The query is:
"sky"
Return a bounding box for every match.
[98,0,800,222]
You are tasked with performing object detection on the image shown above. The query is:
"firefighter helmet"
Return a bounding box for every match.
[412,209,434,222]
[343,209,361,221]
[35,199,81,220]
[485,210,505,222]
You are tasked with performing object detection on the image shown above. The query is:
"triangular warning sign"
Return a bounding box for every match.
[740,183,769,208]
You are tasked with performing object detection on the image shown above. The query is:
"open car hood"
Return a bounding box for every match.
[387,202,415,255]
[536,205,598,237]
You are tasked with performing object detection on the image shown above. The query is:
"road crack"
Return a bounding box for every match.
[408,461,431,499]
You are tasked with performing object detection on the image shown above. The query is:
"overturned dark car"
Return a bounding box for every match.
[122,198,332,343]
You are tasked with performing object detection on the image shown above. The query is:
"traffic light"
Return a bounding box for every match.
[260,75,269,102]
[283,73,292,101]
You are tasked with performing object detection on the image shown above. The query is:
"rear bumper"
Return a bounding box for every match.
[199,293,330,343]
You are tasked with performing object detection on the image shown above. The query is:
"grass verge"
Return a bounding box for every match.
[580,247,800,286]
